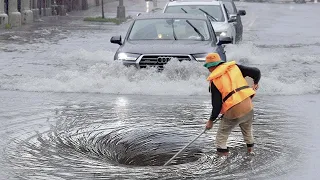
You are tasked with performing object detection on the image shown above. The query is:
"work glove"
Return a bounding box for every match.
[252,83,259,91]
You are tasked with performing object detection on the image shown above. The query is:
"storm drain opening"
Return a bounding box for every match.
[90,128,206,166]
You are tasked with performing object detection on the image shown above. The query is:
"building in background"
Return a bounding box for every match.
[0,0,101,28]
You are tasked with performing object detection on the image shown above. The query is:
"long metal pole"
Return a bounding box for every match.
[163,128,207,166]
[163,118,221,166]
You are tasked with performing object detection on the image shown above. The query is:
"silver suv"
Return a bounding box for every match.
[110,13,232,69]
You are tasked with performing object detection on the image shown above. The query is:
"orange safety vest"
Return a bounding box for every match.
[207,61,256,114]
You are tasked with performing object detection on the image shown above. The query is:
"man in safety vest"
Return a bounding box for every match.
[204,53,261,156]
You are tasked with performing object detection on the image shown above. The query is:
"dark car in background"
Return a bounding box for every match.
[110,13,232,69]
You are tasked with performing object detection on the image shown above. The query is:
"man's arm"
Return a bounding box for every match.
[237,64,261,84]
[209,82,223,121]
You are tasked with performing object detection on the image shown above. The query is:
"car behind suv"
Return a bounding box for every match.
[163,0,240,44]
[110,13,232,69]
[220,0,246,42]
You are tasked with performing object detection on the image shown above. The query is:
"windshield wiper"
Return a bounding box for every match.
[172,20,177,40]
[198,8,218,22]
[178,8,204,41]
[186,20,205,41]
[181,8,188,13]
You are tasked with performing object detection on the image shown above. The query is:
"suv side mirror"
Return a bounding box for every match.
[217,37,232,45]
[228,15,237,23]
[238,10,246,16]
[110,36,122,45]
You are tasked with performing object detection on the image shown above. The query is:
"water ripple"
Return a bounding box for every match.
[1,96,303,179]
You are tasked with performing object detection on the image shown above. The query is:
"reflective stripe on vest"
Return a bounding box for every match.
[207,61,256,114]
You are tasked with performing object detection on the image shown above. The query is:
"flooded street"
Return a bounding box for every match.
[1,0,320,179]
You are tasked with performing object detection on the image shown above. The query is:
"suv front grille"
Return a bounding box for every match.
[139,55,191,68]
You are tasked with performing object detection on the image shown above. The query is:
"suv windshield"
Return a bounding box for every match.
[128,18,211,41]
[164,5,225,22]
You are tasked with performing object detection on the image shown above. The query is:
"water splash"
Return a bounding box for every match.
[1,42,319,96]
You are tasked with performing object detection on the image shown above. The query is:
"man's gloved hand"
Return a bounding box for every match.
[252,83,259,91]
[205,120,214,130]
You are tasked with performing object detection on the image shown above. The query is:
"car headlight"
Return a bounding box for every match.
[117,53,140,61]
[219,31,228,37]
[193,53,208,62]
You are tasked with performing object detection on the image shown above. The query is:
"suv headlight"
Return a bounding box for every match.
[193,53,208,62]
[117,53,140,61]
[219,31,228,37]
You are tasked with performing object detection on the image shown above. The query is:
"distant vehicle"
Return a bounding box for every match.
[220,0,246,42]
[293,0,306,3]
[110,13,232,69]
[163,0,239,44]
[242,0,307,3]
